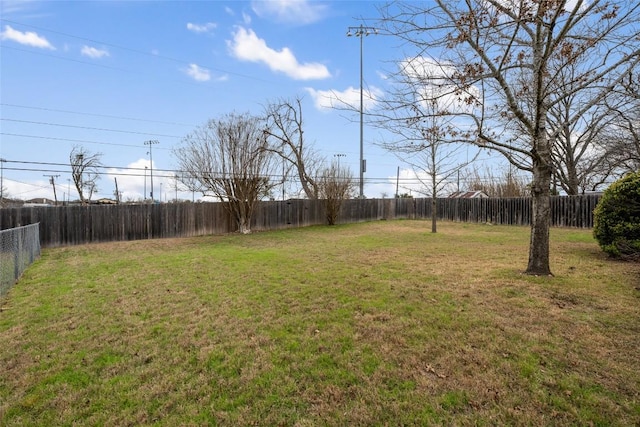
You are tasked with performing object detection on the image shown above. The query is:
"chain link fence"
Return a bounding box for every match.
[1,223,41,298]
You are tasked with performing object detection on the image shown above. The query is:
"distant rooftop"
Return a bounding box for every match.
[448,191,489,199]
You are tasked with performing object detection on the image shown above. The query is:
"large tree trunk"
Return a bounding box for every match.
[238,219,251,234]
[298,165,318,200]
[526,20,553,276]
[566,168,579,196]
[526,150,553,275]
[562,124,580,195]
[431,195,437,233]
[229,200,252,234]
[236,209,252,234]
[430,145,437,233]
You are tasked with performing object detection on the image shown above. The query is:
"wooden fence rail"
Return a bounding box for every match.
[0,195,601,248]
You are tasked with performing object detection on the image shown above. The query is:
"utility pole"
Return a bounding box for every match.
[0,158,5,205]
[114,177,120,204]
[144,166,148,201]
[144,140,159,201]
[174,174,179,202]
[44,174,60,205]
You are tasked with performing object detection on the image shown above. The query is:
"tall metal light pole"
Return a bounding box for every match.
[144,140,159,201]
[347,24,377,198]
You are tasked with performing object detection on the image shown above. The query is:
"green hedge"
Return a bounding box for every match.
[593,171,640,260]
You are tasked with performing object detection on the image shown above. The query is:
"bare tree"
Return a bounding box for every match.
[463,166,530,197]
[70,146,102,205]
[317,159,355,225]
[372,58,478,233]
[600,71,640,175]
[375,91,476,233]
[379,1,640,275]
[174,112,278,234]
[546,61,612,195]
[263,96,324,199]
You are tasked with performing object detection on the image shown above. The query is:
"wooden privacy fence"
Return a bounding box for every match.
[425,195,601,228]
[0,195,601,247]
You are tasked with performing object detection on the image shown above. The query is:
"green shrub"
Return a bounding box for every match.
[593,171,640,260]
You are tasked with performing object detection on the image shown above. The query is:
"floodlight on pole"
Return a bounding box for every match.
[347,24,378,198]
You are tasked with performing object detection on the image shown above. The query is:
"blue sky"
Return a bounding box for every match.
[0,0,494,202]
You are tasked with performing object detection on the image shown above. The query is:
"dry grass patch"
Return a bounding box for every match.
[1,221,639,426]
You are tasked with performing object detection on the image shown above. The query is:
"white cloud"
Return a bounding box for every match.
[81,45,109,59]
[184,63,211,82]
[251,0,328,24]
[386,168,457,197]
[1,1,40,16]
[376,70,389,80]
[227,27,330,80]
[305,86,382,111]
[186,22,217,33]
[4,177,53,201]
[106,159,192,202]
[400,56,480,113]
[0,25,55,49]
[400,56,454,87]
[106,159,152,201]
[492,0,587,14]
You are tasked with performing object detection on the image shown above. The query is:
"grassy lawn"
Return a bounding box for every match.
[1,220,639,426]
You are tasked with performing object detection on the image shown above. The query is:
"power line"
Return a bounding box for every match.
[1,158,385,181]
[1,118,183,139]
[0,132,172,150]
[1,103,196,128]
[0,44,142,75]
[0,162,548,186]
[2,176,51,197]
[1,158,532,181]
